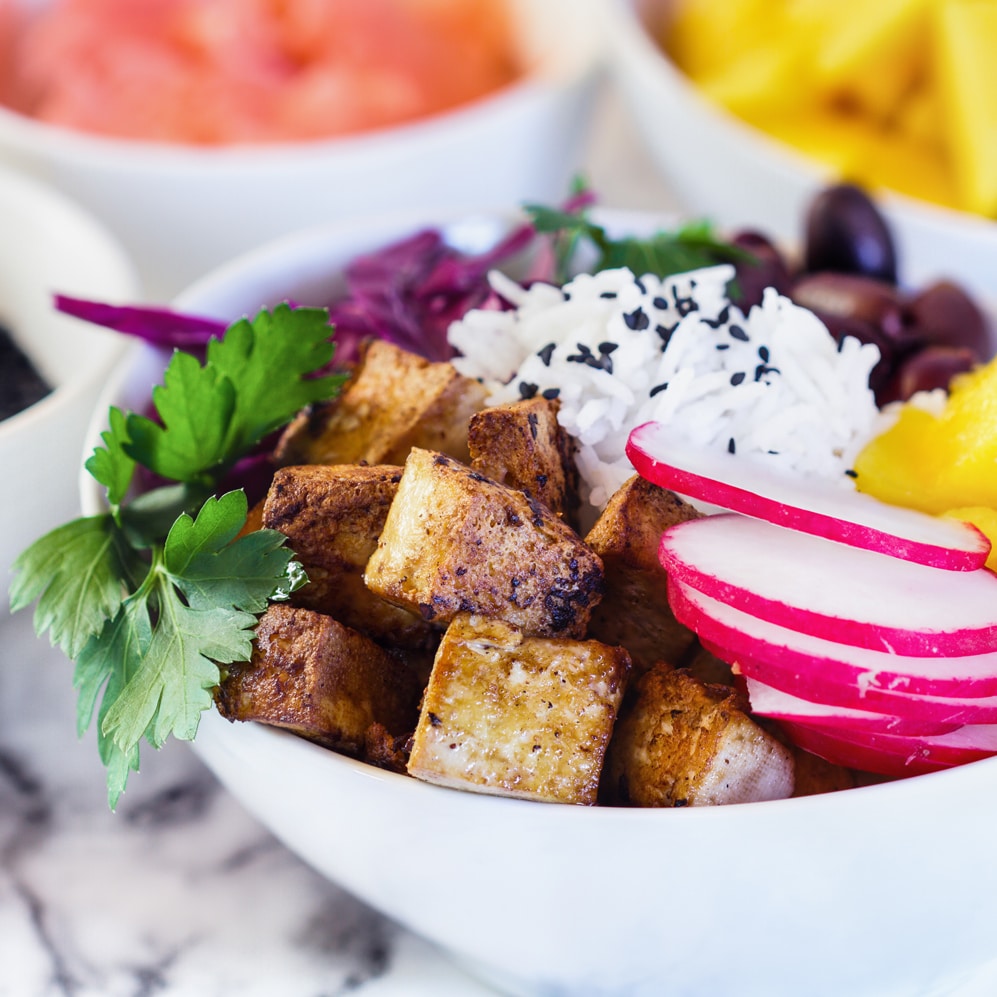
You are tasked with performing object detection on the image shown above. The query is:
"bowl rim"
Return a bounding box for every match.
[78,202,997,820]
[0,0,603,169]
[605,0,997,241]
[0,164,137,443]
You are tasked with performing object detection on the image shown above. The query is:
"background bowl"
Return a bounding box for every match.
[0,164,136,593]
[80,208,997,996]
[605,0,997,300]
[0,0,601,301]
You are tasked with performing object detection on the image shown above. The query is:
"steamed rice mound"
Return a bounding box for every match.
[0,0,520,144]
[448,265,881,514]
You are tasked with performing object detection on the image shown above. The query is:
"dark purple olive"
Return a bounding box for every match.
[905,280,992,361]
[728,229,794,309]
[878,345,977,405]
[790,272,906,345]
[803,183,898,284]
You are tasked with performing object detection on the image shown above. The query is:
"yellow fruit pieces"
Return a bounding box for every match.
[854,357,997,529]
[664,0,997,217]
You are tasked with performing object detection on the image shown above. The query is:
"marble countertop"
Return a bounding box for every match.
[0,83,680,997]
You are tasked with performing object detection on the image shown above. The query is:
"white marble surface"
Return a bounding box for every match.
[0,82,677,997]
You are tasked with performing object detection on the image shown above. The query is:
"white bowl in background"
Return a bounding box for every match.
[79,208,997,997]
[605,0,997,299]
[0,0,602,301]
[0,164,137,594]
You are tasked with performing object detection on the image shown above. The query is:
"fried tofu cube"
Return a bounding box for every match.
[602,666,794,807]
[407,613,630,804]
[468,396,580,526]
[364,448,604,638]
[262,463,435,649]
[275,339,487,466]
[585,476,702,675]
[215,604,421,755]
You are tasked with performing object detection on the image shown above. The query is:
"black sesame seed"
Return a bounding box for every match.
[845,469,858,479]
[716,343,730,351]
[519,381,538,399]
[650,382,669,397]
[598,341,619,355]
[728,324,749,342]
[727,437,736,454]
[623,308,650,331]
[652,296,668,310]
[599,290,617,299]
[541,387,560,400]
[537,342,556,366]
[634,276,647,294]
[758,345,770,362]
[730,371,746,386]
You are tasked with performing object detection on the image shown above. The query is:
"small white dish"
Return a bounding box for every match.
[605,0,997,299]
[0,164,137,593]
[79,208,997,996]
[0,0,602,300]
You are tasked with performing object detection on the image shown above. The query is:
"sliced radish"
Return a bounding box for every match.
[778,720,997,778]
[659,514,997,656]
[666,579,997,701]
[627,420,989,571]
[741,676,960,736]
[705,636,997,727]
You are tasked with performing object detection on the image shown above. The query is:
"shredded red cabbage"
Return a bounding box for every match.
[54,294,227,352]
[53,191,595,364]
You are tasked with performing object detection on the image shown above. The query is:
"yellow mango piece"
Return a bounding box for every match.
[935,1,997,216]
[697,35,820,117]
[666,0,776,80]
[811,0,932,119]
[944,507,997,571]
[853,127,962,210]
[855,358,997,514]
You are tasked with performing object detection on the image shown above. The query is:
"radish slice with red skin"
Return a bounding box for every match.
[666,579,997,700]
[740,675,960,736]
[660,514,997,656]
[704,636,997,726]
[777,720,997,777]
[627,420,990,571]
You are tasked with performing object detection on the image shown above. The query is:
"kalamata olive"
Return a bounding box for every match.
[803,183,898,284]
[878,345,977,405]
[790,272,906,345]
[905,280,992,361]
[0,323,50,422]
[728,229,793,309]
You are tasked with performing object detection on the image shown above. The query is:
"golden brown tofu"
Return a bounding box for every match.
[468,396,580,527]
[215,603,421,755]
[602,666,794,807]
[585,476,702,675]
[262,463,435,649]
[407,613,630,805]
[364,448,605,638]
[275,339,487,467]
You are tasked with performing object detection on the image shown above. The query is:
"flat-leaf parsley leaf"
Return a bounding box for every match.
[9,304,345,808]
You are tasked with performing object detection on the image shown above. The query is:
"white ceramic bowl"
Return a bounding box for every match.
[0,0,601,301]
[79,208,997,996]
[605,0,997,300]
[0,164,137,593]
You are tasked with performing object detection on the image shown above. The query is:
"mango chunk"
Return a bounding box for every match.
[935,0,997,216]
[855,359,997,514]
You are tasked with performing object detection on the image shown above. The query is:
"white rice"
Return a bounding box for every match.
[447,265,881,515]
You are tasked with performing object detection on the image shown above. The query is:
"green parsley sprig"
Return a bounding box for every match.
[9,304,346,808]
[523,201,752,286]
